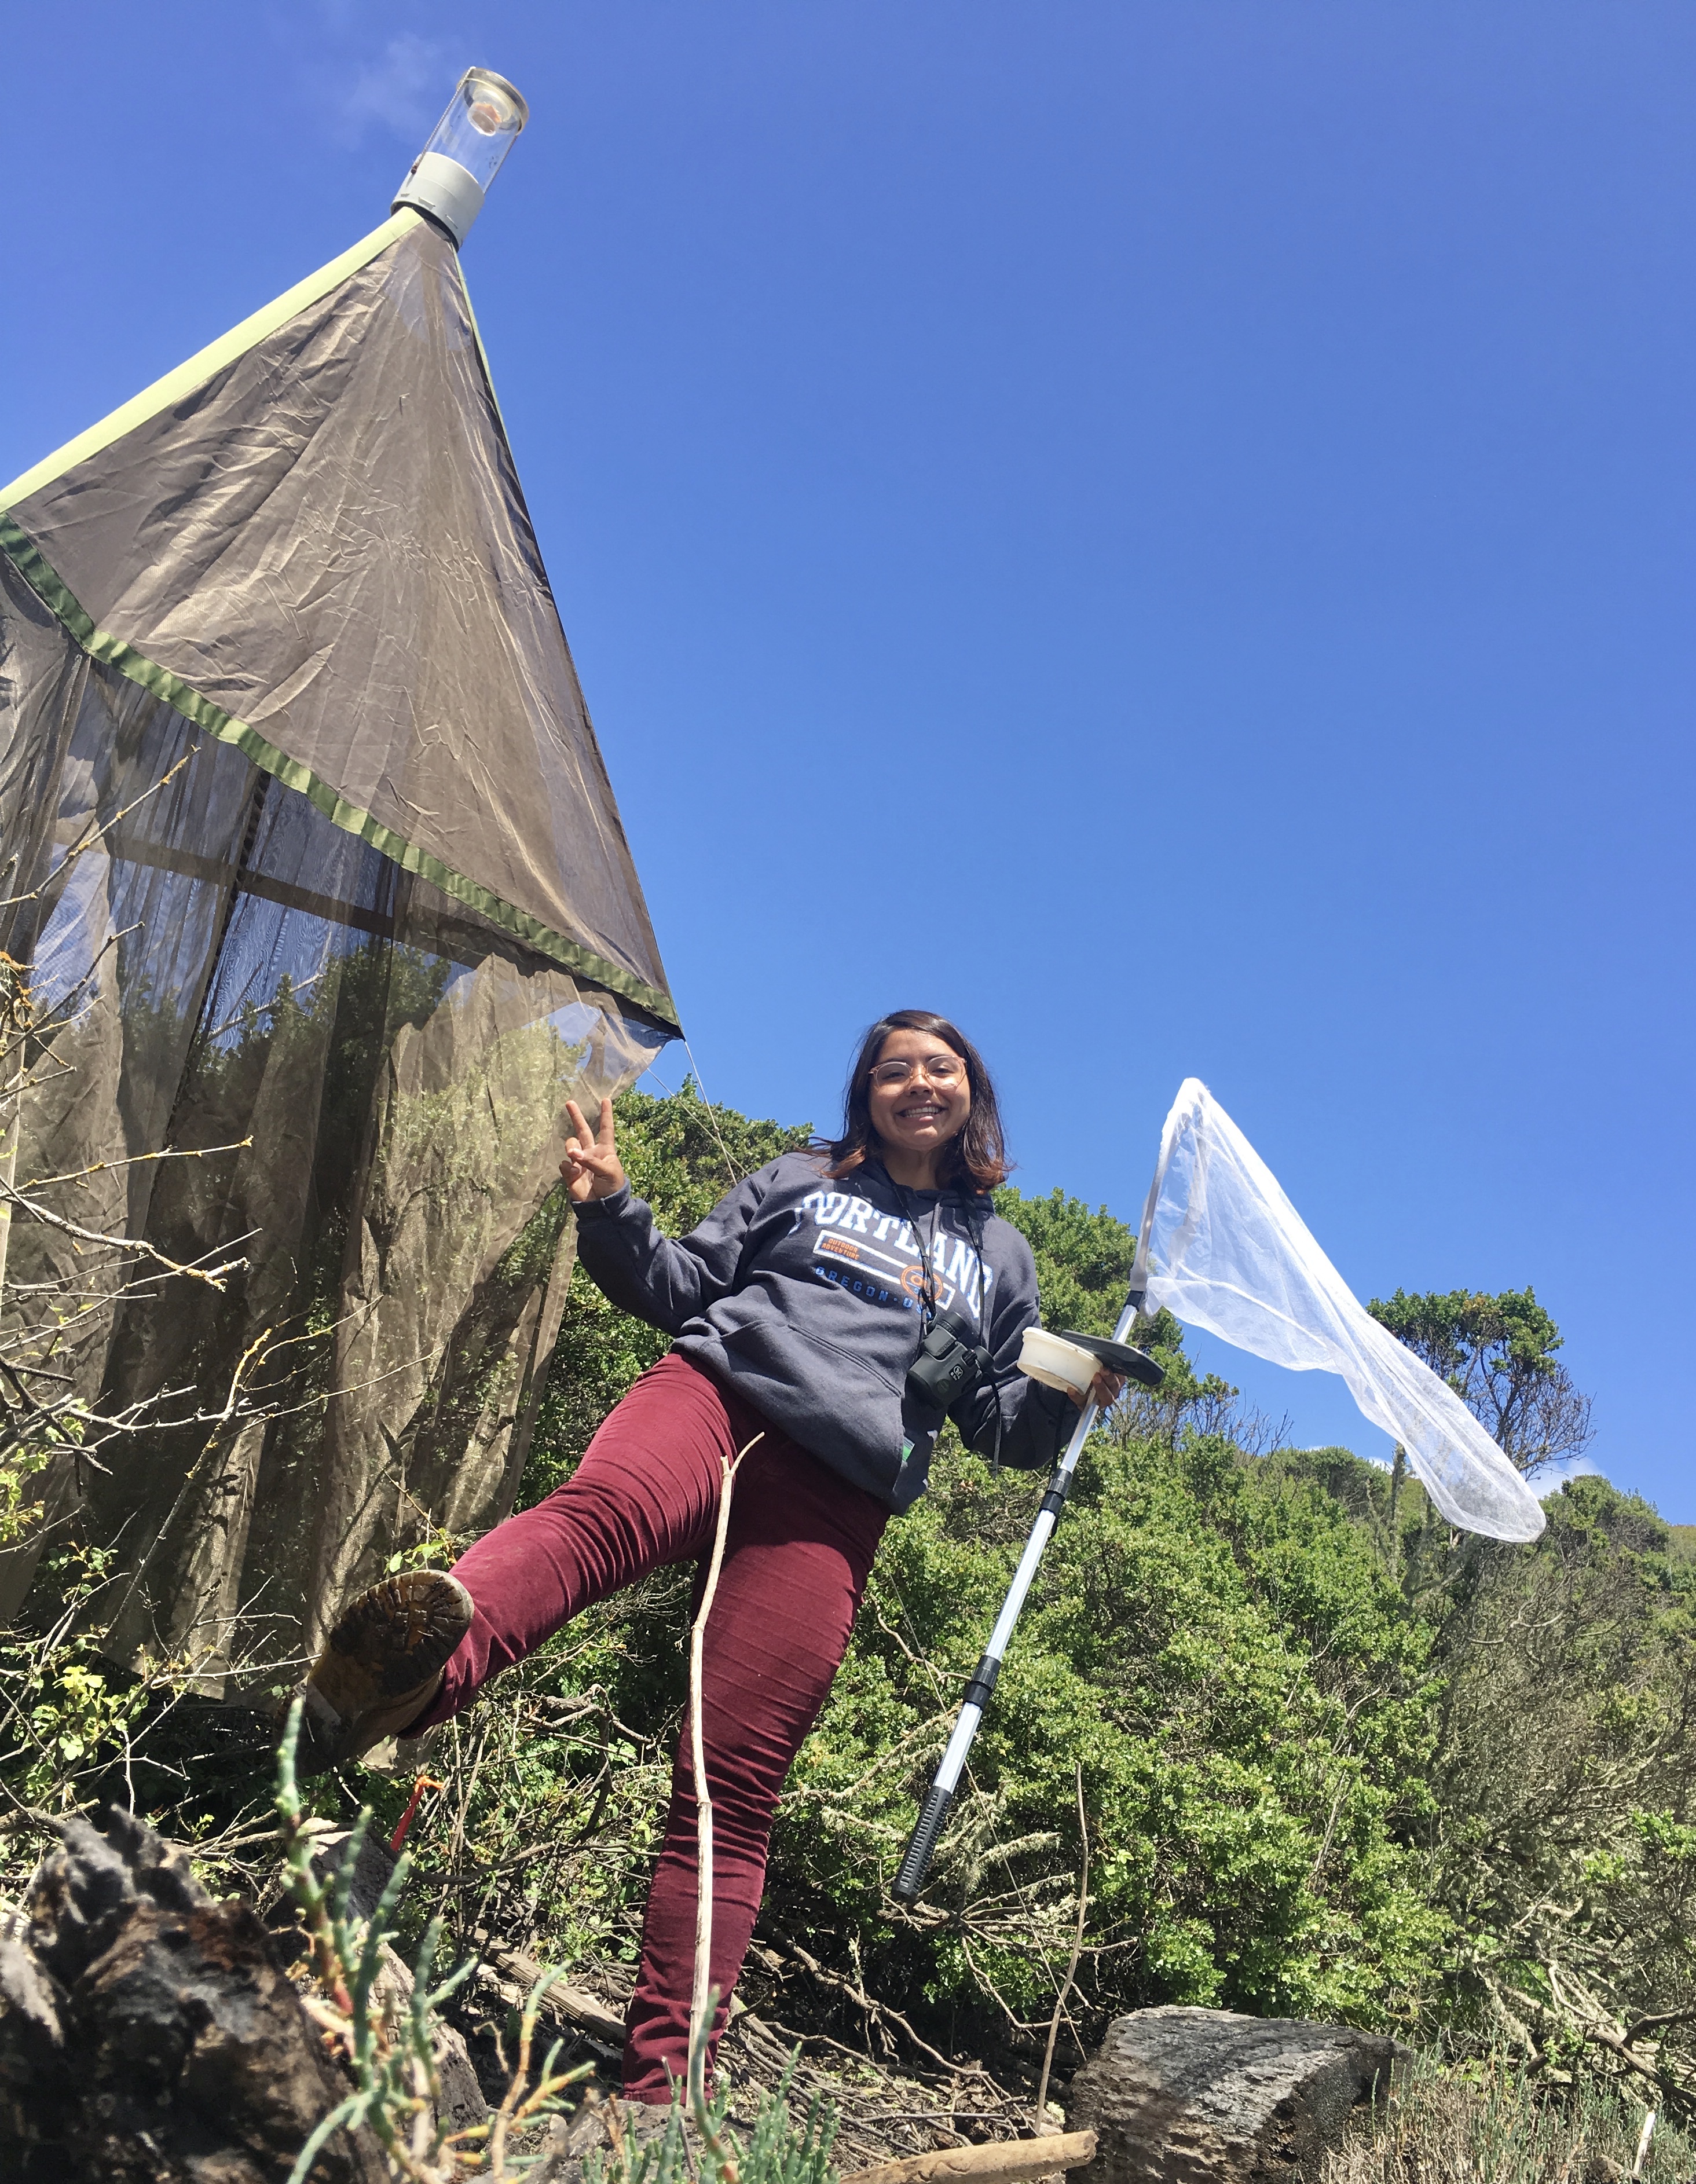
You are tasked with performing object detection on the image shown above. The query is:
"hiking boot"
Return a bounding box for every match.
[294,1570,473,1774]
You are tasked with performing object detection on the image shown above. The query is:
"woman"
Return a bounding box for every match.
[299,1009,1123,2102]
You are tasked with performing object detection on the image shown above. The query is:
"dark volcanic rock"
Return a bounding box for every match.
[0,1806,386,2183]
[1065,2006,1407,2184]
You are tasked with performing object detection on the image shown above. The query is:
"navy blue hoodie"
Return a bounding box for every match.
[573,1151,1072,1512]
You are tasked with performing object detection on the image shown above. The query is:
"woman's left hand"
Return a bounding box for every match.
[559,1098,627,1204]
[1067,1368,1126,1410]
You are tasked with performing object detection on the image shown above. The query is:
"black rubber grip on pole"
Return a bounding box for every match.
[893,1779,955,1902]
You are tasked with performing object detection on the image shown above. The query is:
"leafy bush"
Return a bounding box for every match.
[395,1092,1446,2079]
[771,1426,1445,2055]
[13,1078,1696,2128]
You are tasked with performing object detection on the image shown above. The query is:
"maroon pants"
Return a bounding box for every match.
[415,1351,888,2100]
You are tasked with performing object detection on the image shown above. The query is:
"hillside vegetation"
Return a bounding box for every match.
[369,1086,1696,2109]
[4,1081,1693,2132]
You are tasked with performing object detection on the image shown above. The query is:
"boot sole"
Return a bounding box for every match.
[300,1570,474,1767]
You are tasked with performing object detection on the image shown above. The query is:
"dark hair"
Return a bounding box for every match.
[815,1010,1011,1193]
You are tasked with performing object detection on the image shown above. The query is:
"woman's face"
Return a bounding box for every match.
[865,1028,972,1172]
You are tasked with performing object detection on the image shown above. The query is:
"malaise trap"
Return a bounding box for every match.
[0,72,680,1684]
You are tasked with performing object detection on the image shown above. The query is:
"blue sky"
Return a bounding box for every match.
[8,5,1692,1514]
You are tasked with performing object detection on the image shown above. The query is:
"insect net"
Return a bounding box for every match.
[1130,1078,1545,1542]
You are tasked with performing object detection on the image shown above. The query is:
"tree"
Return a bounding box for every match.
[1368,1286,1594,1478]
[1418,1474,1696,2095]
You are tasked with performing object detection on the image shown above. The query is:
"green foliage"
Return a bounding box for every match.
[585,2066,838,2184]
[0,1539,192,1812]
[1369,1285,1565,1383]
[774,1428,1445,2044]
[1368,1285,1593,1476]
[274,1699,589,2182]
[990,1184,1136,1339]
[0,1439,54,1551]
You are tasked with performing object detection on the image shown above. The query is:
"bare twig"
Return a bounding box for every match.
[0,1182,248,1288]
[772,1932,960,2076]
[1622,2007,1696,2047]
[1034,1765,1089,2130]
[0,748,195,911]
[688,1428,764,2134]
[15,1137,255,1194]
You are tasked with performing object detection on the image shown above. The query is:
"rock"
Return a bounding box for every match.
[0,1934,67,2076]
[521,2094,678,2184]
[528,2112,582,2183]
[1065,2006,1407,2184]
[362,1932,490,2137]
[303,1822,401,1929]
[305,1827,489,2137]
[0,1806,387,2183]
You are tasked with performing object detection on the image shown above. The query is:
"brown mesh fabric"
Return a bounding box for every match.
[6,217,674,1024]
[0,210,677,1667]
[0,574,664,1676]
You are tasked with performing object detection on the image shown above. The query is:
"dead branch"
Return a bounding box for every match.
[1034,1765,1089,2127]
[840,2128,1097,2184]
[771,1932,959,2075]
[0,1181,248,1288]
[467,1928,626,2047]
[14,1137,255,1194]
[0,748,194,910]
[1623,2007,1696,2047]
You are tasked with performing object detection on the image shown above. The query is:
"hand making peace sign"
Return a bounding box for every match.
[559,1099,628,1204]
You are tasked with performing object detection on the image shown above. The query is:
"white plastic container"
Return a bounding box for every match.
[1017,1326,1100,1399]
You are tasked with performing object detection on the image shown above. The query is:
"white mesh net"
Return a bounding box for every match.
[1131,1078,1545,1542]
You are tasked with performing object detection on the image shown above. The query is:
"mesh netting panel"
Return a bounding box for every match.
[7,215,674,1020]
[0,585,665,1674]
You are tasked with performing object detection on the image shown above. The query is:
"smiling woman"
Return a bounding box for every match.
[819,1007,1009,1193]
[292,1004,1123,2108]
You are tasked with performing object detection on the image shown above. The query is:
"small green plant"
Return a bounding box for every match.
[275,1696,590,2181]
[276,1694,840,2182]
[585,2064,838,2184]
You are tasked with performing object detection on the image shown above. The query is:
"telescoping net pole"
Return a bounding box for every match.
[891,1292,1143,1903]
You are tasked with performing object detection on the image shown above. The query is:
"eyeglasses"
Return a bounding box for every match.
[869,1054,966,1091]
